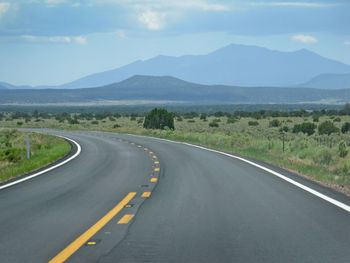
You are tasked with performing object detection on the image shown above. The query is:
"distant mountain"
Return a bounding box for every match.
[57,44,350,89]
[298,73,350,89]
[0,82,33,89]
[1,75,350,105]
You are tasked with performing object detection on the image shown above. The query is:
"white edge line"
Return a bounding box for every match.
[126,133,350,213]
[0,136,81,190]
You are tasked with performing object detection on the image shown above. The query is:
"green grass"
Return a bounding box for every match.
[0,129,71,183]
[3,114,350,192]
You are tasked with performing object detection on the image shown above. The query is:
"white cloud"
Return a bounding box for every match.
[45,0,65,4]
[344,41,350,45]
[74,36,87,44]
[292,34,318,43]
[138,10,167,30]
[250,2,333,8]
[72,3,80,7]
[22,35,87,45]
[100,0,230,11]
[0,2,10,18]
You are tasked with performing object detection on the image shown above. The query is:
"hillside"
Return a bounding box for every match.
[0,75,350,105]
[57,44,350,89]
[299,73,350,89]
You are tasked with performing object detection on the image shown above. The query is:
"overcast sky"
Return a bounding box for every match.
[0,0,349,86]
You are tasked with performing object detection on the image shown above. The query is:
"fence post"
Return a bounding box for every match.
[27,135,30,159]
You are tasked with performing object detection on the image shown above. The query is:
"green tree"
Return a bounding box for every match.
[269,119,280,127]
[318,121,339,135]
[341,122,350,133]
[292,122,316,136]
[143,108,174,130]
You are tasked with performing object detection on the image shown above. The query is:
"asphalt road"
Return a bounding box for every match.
[0,130,350,263]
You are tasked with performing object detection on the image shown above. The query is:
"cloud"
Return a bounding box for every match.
[138,10,167,30]
[249,2,336,8]
[22,35,87,44]
[73,36,87,44]
[292,34,318,43]
[344,41,350,45]
[0,2,10,18]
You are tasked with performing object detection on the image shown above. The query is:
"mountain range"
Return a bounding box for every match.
[1,75,350,105]
[3,44,350,90]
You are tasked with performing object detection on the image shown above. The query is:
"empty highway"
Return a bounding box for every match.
[0,130,350,263]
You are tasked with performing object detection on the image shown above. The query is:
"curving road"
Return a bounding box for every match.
[0,130,350,263]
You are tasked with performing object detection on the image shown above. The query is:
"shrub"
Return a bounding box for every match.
[213,118,221,123]
[312,115,319,122]
[313,148,333,165]
[279,126,289,132]
[17,122,23,126]
[187,120,195,123]
[68,118,79,125]
[227,116,237,124]
[177,117,183,122]
[209,122,219,127]
[91,120,99,125]
[318,121,339,135]
[248,121,259,126]
[341,122,350,133]
[333,117,341,122]
[292,122,316,136]
[338,141,348,158]
[269,119,280,127]
[113,124,121,128]
[200,114,207,121]
[143,108,174,130]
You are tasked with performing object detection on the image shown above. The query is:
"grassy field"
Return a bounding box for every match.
[3,113,350,195]
[0,129,71,183]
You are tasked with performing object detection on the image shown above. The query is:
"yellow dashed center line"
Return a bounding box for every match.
[141,192,151,198]
[154,161,159,164]
[152,155,157,159]
[49,192,137,263]
[150,177,158,183]
[144,148,148,151]
[117,214,135,224]
[154,168,160,172]
[149,152,153,154]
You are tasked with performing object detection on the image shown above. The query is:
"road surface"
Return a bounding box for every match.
[0,130,350,263]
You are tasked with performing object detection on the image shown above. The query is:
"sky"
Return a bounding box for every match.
[0,0,349,86]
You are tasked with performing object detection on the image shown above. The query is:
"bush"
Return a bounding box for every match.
[318,121,339,135]
[143,108,174,130]
[312,115,319,122]
[341,122,350,133]
[279,126,289,132]
[313,148,333,165]
[17,122,23,126]
[269,119,280,127]
[292,122,316,136]
[248,121,259,126]
[177,117,183,122]
[333,117,341,122]
[227,116,237,124]
[113,124,121,128]
[91,120,99,125]
[187,120,195,123]
[339,140,348,158]
[209,122,219,127]
[200,114,207,121]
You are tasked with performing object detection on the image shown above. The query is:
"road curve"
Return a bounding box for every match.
[0,130,350,263]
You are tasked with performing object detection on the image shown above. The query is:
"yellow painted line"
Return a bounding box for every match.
[150,177,158,183]
[154,168,160,172]
[154,161,159,164]
[137,145,142,148]
[149,151,153,154]
[86,241,96,245]
[49,192,137,263]
[117,214,134,224]
[152,155,157,159]
[131,142,135,145]
[144,148,148,151]
[141,192,151,198]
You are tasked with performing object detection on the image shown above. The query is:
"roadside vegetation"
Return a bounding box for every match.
[0,129,71,183]
[2,105,350,194]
